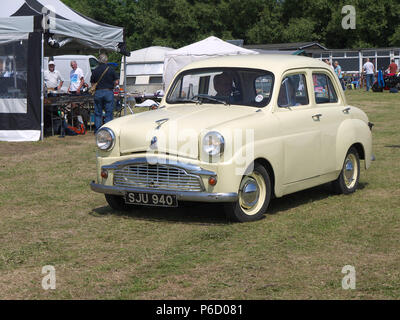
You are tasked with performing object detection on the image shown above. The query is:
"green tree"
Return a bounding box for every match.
[60,0,400,52]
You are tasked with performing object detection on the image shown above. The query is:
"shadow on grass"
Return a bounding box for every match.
[268,182,368,215]
[90,201,229,225]
[89,182,368,223]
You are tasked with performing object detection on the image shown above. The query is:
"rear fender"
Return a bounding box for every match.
[336,119,372,170]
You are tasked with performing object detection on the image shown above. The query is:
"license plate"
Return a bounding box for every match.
[125,192,178,207]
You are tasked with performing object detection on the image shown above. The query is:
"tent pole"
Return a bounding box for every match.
[40,33,44,141]
[123,55,127,116]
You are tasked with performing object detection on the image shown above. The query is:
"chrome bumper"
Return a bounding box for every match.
[90,181,238,203]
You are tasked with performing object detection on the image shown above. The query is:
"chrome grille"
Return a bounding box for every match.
[113,164,204,192]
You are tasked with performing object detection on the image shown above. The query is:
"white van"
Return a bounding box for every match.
[44,55,99,92]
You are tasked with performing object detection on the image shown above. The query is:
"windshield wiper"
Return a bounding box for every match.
[191,94,229,106]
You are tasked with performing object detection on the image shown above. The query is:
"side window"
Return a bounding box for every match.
[278,74,308,108]
[126,76,136,85]
[149,76,162,84]
[313,73,338,104]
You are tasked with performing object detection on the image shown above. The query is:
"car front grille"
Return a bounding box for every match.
[113,163,204,192]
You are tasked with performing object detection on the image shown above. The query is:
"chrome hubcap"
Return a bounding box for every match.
[343,154,357,189]
[238,172,266,216]
[240,178,260,209]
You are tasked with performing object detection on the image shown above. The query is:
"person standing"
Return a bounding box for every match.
[43,61,64,134]
[90,53,119,133]
[334,61,345,91]
[44,61,63,91]
[387,59,398,75]
[68,60,84,95]
[325,59,335,71]
[363,58,375,92]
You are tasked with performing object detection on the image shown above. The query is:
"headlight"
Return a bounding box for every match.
[202,131,224,156]
[96,128,115,151]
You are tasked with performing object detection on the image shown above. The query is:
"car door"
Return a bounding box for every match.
[274,71,322,184]
[310,71,349,174]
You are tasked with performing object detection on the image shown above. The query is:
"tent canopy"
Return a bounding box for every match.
[0,0,125,142]
[163,36,258,90]
[1,0,124,53]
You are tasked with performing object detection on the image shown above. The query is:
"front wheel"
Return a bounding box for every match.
[332,147,360,194]
[224,163,272,222]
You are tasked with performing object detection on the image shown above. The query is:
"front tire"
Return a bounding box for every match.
[224,163,272,222]
[332,147,360,194]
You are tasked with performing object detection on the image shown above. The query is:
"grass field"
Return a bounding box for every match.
[0,90,399,299]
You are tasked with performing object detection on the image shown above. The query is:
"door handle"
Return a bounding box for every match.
[312,113,322,121]
[342,107,351,114]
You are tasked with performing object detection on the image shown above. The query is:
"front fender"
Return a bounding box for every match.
[218,137,284,197]
[336,119,372,170]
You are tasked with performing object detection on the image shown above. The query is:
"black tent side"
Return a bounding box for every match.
[0,31,41,132]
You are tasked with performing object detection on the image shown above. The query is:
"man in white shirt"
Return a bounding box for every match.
[44,61,63,91]
[68,60,84,95]
[363,58,375,92]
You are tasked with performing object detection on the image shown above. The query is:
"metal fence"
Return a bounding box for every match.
[312,49,400,74]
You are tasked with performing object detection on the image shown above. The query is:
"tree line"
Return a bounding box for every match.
[62,0,400,60]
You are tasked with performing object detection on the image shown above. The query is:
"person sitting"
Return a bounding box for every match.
[214,72,234,96]
[352,74,360,88]
[213,72,241,103]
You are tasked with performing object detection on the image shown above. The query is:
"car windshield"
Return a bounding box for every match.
[166,68,274,107]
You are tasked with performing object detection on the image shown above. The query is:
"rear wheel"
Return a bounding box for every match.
[224,163,272,222]
[105,194,132,211]
[332,147,360,194]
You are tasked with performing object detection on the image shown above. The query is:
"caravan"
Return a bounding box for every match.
[120,46,173,94]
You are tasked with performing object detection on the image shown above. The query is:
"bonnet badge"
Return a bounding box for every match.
[150,136,158,150]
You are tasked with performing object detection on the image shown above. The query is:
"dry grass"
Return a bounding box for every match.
[0,90,399,299]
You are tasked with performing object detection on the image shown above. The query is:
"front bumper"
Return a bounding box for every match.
[90,181,238,203]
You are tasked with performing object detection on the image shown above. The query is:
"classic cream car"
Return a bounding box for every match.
[91,55,373,222]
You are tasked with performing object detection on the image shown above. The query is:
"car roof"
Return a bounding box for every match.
[180,54,331,74]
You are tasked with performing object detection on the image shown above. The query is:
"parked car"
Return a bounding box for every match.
[91,55,374,222]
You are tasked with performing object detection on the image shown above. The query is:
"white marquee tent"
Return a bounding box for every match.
[163,36,258,90]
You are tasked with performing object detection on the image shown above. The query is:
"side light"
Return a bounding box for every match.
[101,169,108,179]
[208,176,218,186]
